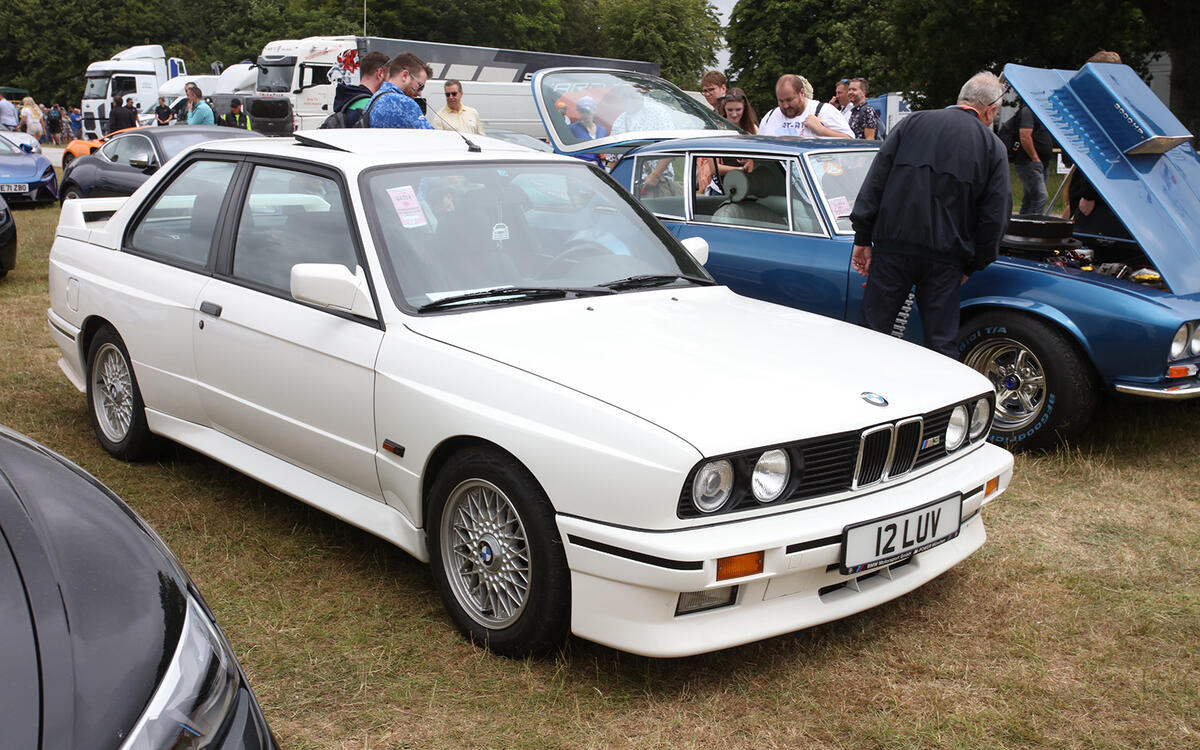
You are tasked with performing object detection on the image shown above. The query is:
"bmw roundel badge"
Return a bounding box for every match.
[861,392,888,407]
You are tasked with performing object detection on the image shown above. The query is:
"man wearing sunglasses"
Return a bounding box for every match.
[850,71,1010,360]
[365,52,434,130]
[432,79,485,135]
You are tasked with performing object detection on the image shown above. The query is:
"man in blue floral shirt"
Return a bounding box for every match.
[366,52,434,130]
[847,78,880,140]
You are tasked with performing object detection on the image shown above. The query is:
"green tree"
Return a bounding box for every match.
[592,0,722,86]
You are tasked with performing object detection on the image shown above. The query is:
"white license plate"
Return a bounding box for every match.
[841,495,962,574]
[0,184,27,193]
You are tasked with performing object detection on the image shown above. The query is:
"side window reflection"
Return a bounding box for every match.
[632,155,685,217]
[128,160,237,267]
[231,166,357,294]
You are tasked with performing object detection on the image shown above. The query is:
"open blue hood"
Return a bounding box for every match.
[1005,62,1200,295]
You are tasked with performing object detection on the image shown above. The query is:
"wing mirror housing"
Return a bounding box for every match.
[129,154,157,172]
[681,236,709,265]
[290,263,377,320]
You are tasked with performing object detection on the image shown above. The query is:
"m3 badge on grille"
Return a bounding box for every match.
[861,392,888,407]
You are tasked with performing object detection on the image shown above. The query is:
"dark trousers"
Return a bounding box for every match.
[860,252,963,359]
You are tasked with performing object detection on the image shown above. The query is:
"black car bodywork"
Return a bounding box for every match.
[0,195,14,277]
[60,125,264,201]
[0,426,276,749]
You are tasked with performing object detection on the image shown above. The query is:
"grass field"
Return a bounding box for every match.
[2,200,1197,749]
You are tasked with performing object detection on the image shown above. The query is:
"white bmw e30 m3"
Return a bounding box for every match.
[47,129,1013,658]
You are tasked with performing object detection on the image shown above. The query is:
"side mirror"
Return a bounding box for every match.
[290,263,377,320]
[129,154,157,172]
[19,143,32,153]
[681,236,709,265]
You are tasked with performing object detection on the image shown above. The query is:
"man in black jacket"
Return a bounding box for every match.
[849,71,1010,359]
[108,95,138,133]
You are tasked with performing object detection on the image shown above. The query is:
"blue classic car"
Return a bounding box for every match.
[530,66,1200,450]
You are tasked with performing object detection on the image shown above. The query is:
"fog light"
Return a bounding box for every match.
[675,586,738,615]
[717,550,764,581]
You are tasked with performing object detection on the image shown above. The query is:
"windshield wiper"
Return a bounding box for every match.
[599,274,714,291]
[417,285,614,312]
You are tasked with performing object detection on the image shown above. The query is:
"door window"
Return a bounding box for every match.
[127,160,237,267]
[805,150,877,233]
[231,165,357,294]
[101,134,155,166]
[691,157,789,230]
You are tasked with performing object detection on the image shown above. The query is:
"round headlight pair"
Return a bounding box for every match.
[692,449,791,514]
[1170,324,1190,360]
[948,399,993,450]
[1191,325,1200,357]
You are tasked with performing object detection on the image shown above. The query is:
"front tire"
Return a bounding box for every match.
[61,152,75,169]
[959,312,1098,450]
[61,184,83,202]
[427,447,569,656]
[86,327,154,460]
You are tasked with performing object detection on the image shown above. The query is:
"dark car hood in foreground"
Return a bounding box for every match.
[0,429,182,750]
[1005,62,1200,295]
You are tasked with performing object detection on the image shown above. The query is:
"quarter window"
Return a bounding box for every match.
[805,151,876,233]
[127,160,237,267]
[230,165,357,294]
[631,155,686,218]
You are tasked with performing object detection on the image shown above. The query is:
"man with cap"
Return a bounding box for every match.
[222,98,252,130]
[568,96,607,166]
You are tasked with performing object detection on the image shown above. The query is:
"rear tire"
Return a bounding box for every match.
[959,312,1098,451]
[61,152,75,169]
[427,447,569,656]
[86,326,154,460]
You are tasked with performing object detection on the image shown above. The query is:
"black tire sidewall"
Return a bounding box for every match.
[85,327,152,459]
[958,313,1097,450]
[427,447,569,656]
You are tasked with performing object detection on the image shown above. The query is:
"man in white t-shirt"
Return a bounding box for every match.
[759,74,854,138]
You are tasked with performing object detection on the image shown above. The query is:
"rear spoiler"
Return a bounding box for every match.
[56,196,128,247]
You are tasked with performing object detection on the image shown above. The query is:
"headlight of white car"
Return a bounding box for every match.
[968,397,992,441]
[945,405,969,451]
[692,459,734,513]
[118,596,241,750]
[752,449,790,502]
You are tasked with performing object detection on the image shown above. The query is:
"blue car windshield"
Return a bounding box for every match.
[539,70,738,150]
[362,161,706,310]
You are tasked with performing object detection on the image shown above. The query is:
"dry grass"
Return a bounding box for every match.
[2,201,1197,748]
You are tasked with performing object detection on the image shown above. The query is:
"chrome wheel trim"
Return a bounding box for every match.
[440,478,531,629]
[964,337,1046,432]
[91,342,134,443]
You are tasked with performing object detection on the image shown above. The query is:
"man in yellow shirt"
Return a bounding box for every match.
[432,80,485,135]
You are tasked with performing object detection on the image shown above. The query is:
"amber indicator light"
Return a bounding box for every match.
[717,551,764,581]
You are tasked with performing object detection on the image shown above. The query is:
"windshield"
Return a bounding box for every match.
[83,75,109,100]
[363,161,708,311]
[804,150,877,233]
[256,59,295,93]
[0,137,18,155]
[538,70,737,150]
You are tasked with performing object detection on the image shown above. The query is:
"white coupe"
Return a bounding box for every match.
[48,129,1012,657]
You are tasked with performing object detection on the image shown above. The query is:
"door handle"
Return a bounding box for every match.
[199,301,223,317]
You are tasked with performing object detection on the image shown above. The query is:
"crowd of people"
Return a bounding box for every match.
[0,91,82,144]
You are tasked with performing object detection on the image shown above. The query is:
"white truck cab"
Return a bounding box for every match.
[81,45,186,138]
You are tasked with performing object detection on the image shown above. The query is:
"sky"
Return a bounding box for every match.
[712,0,736,72]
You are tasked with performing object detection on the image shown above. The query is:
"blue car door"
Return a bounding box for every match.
[627,151,861,322]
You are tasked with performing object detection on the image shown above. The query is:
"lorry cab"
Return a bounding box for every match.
[81,45,186,139]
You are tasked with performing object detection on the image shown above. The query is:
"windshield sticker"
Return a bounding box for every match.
[823,161,844,176]
[492,223,510,242]
[828,196,852,217]
[387,186,428,229]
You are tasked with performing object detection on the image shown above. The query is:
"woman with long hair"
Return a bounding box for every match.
[718,88,758,134]
[19,96,43,140]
